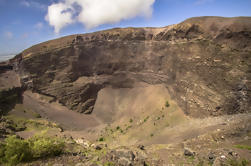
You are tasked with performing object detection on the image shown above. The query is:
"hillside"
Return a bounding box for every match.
[0,16,251,166]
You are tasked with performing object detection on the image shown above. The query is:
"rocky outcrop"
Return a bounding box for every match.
[10,16,251,117]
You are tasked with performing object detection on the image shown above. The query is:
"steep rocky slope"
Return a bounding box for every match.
[10,16,251,118]
[1,16,251,166]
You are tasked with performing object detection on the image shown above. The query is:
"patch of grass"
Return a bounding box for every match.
[186,155,195,164]
[165,100,170,107]
[104,161,115,166]
[197,160,204,166]
[234,145,251,150]
[227,159,249,166]
[6,116,60,132]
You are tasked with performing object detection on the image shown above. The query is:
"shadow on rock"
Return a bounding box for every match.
[0,87,24,116]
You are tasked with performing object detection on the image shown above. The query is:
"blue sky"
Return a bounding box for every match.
[0,0,251,59]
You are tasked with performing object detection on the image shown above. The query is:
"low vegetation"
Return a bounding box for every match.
[227,158,249,166]
[234,145,251,150]
[144,116,150,122]
[99,137,105,142]
[165,100,170,107]
[0,135,65,165]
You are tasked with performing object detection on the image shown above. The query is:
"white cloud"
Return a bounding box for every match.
[34,22,44,30]
[4,31,13,39]
[45,3,74,33]
[46,0,155,33]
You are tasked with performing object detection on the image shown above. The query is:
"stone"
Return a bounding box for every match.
[184,149,195,156]
[137,144,145,150]
[95,145,102,150]
[75,138,84,144]
[208,152,215,161]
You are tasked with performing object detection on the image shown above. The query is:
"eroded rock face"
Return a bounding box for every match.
[11,16,251,117]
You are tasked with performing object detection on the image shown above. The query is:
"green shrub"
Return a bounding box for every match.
[28,136,64,158]
[0,143,6,163]
[2,135,32,165]
[99,137,104,142]
[0,135,65,165]
[129,118,133,123]
[165,101,170,107]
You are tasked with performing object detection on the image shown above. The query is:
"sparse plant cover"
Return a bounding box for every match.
[150,133,154,137]
[126,125,132,130]
[129,118,133,123]
[234,145,251,150]
[104,161,115,166]
[227,158,249,166]
[144,116,150,122]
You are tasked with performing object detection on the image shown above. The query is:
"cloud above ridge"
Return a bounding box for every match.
[45,0,155,33]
